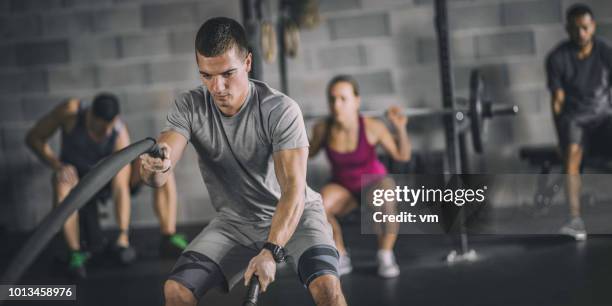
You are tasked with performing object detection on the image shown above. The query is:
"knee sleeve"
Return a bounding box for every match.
[167,251,227,300]
[297,245,339,288]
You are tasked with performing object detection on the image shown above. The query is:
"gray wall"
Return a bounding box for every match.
[2,0,612,231]
[0,0,241,231]
[262,0,612,184]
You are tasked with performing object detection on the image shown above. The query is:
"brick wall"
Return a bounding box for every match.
[2,0,612,231]
[259,0,612,184]
[0,0,239,231]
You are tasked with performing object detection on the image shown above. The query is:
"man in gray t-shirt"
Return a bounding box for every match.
[545,4,612,241]
[140,17,346,306]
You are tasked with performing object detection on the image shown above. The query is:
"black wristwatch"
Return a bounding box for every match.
[262,242,286,263]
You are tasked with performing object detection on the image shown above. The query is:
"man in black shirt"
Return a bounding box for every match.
[546,3,612,240]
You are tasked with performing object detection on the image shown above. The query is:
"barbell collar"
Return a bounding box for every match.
[490,105,519,117]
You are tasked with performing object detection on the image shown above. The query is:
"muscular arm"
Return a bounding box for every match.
[551,89,565,116]
[546,52,564,117]
[369,118,411,162]
[111,124,132,210]
[140,131,188,187]
[308,121,327,158]
[267,147,309,246]
[25,99,78,170]
[244,147,309,291]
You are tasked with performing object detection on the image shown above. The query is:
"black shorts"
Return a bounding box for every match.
[555,112,612,154]
[94,181,143,204]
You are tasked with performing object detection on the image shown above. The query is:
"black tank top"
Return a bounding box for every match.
[60,102,118,178]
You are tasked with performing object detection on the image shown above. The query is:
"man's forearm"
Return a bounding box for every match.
[26,136,62,170]
[552,97,561,113]
[267,188,305,247]
[140,166,171,187]
[551,89,565,116]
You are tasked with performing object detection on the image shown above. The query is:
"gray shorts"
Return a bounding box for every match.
[555,112,612,154]
[177,204,336,291]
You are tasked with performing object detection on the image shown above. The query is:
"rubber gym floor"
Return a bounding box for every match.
[2,219,611,306]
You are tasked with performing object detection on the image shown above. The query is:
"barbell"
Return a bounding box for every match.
[303,70,519,154]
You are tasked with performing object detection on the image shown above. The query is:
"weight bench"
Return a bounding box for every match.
[520,144,612,173]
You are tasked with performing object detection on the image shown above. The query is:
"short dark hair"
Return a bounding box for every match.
[566,3,594,23]
[92,93,120,122]
[327,75,360,103]
[195,17,249,58]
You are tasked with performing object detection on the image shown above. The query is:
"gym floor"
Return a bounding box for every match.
[2,222,611,306]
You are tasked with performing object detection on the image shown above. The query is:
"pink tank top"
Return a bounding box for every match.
[325,116,388,194]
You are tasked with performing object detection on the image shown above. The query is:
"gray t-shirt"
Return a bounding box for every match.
[163,79,322,224]
[546,38,612,116]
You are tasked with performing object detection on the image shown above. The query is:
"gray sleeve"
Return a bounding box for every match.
[269,99,309,152]
[545,53,563,93]
[162,94,192,141]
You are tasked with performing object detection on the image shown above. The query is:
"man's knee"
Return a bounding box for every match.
[164,279,196,306]
[564,144,583,174]
[52,177,78,206]
[308,275,345,305]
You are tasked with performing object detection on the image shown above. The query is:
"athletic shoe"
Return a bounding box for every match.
[338,254,353,276]
[560,217,587,241]
[159,233,188,258]
[68,250,88,279]
[377,250,400,278]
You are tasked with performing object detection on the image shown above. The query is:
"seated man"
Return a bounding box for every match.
[25,93,187,278]
[546,4,612,240]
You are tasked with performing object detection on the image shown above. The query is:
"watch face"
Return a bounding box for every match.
[264,242,285,263]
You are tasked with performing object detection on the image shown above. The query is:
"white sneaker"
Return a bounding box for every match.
[377,250,400,278]
[560,217,587,241]
[338,254,353,276]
